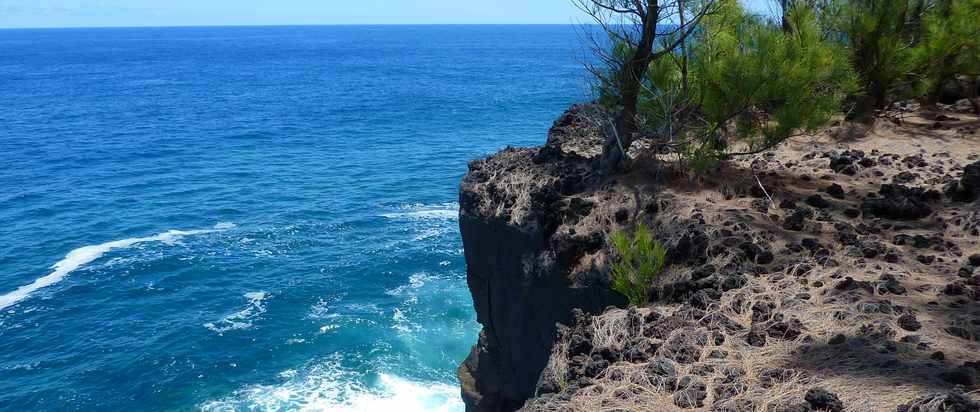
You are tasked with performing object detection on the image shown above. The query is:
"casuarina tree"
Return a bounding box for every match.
[575,0,720,174]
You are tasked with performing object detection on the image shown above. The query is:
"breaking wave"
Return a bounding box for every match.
[0,223,235,310]
[199,361,463,412]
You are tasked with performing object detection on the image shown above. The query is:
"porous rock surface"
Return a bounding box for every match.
[458,104,980,411]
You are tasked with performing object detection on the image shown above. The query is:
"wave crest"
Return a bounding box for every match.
[380,203,459,221]
[0,223,234,310]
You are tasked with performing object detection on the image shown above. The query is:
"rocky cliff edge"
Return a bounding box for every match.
[458,103,980,411]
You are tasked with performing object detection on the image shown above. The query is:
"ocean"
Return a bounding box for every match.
[0,25,586,411]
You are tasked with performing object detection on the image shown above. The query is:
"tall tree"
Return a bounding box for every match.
[915,0,980,107]
[576,0,718,174]
[831,0,918,119]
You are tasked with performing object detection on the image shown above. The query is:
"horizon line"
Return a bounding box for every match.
[0,22,591,31]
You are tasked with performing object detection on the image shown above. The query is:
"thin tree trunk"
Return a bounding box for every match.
[781,0,791,32]
[909,0,927,44]
[928,55,958,104]
[599,1,660,175]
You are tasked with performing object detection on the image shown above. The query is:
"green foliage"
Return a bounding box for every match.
[634,1,856,164]
[829,0,920,115]
[912,0,980,101]
[597,40,639,110]
[690,2,857,154]
[679,139,724,174]
[813,0,980,112]
[610,223,667,307]
[584,0,977,172]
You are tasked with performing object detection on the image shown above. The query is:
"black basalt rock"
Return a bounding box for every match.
[805,388,844,412]
[784,210,807,231]
[968,254,980,267]
[457,141,627,412]
[830,150,865,175]
[673,376,708,408]
[938,366,977,387]
[767,318,804,340]
[746,325,768,347]
[861,184,937,220]
[899,391,980,412]
[659,328,709,365]
[948,160,980,201]
[806,194,831,209]
[898,313,922,331]
[826,183,846,199]
[962,161,980,197]
[645,358,679,389]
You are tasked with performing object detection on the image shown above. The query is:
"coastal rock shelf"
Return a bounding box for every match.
[457,106,626,411]
[457,104,980,411]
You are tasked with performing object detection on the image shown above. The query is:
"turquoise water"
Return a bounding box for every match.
[0,26,585,411]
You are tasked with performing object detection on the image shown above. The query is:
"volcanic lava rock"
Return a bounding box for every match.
[673,376,708,408]
[898,313,922,331]
[805,388,844,412]
[947,160,980,202]
[746,325,768,347]
[767,318,804,340]
[899,392,980,412]
[826,183,846,199]
[830,150,866,175]
[806,194,831,209]
[784,210,807,231]
[659,328,709,364]
[862,184,936,220]
[938,367,977,387]
[645,358,679,388]
[961,161,980,197]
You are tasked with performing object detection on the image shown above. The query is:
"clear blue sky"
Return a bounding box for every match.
[0,0,775,29]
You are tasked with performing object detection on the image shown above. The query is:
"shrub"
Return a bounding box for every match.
[912,0,980,104]
[610,223,667,307]
[696,2,856,155]
[636,1,856,164]
[583,0,980,174]
[828,0,920,117]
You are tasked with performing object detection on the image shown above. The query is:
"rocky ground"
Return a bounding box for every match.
[458,102,980,412]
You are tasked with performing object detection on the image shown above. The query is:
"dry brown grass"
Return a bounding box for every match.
[514,106,980,411]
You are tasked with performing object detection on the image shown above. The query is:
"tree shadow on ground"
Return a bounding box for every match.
[780,333,979,393]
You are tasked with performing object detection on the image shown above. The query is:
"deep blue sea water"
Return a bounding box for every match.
[0,26,586,411]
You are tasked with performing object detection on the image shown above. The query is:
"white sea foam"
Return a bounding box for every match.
[386,272,438,297]
[345,374,463,412]
[0,223,234,310]
[383,209,458,220]
[381,203,459,221]
[380,203,460,242]
[307,295,345,320]
[200,361,463,412]
[204,291,269,334]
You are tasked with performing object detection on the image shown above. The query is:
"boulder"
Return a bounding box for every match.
[962,161,980,197]
[784,210,807,231]
[948,160,980,201]
[899,391,980,412]
[862,184,937,220]
[673,376,708,408]
[897,313,921,332]
[826,183,846,199]
[645,358,679,389]
[805,388,844,412]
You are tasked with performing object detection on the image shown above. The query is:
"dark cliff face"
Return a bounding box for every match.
[456,106,626,411]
